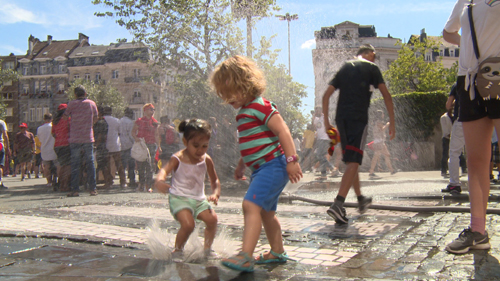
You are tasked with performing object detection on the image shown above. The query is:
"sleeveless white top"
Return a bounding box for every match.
[169,154,207,201]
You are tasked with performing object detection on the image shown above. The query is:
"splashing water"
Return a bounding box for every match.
[211,226,239,258]
[146,219,239,263]
[147,219,174,261]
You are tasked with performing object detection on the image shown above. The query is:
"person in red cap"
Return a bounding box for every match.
[131,103,160,192]
[52,103,71,191]
[14,123,35,181]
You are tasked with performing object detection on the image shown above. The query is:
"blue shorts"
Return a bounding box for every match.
[244,154,289,212]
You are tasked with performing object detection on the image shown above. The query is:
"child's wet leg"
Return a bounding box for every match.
[260,209,285,260]
[197,209,218,252]
[222,200,262,267]
[174,209,195,251]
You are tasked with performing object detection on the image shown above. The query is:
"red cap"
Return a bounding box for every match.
[58,103,67,110]
[19,123,27,128]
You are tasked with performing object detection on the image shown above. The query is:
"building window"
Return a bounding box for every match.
[58,83,65,92]
[134,69,141,78]
[43,107,49,116]
[34,81,39,92]
[40,64,46,75]
[59,65,65,73]
[36,108,42,122]
[23,84,29,94]
[40,81,46,92]
[29,108,35,122]
[85,73,91,81]
[2,93,13,100]
[74,74,80,80]
[450,50,454,57]
[33,67,38,74]
[112,70,119,79]
[7,123,13,132]
[133,90,141,98]
[23,66,29,75]
[440,50,443,57]
[133,110,141,120]
[96,72,101,81]
[4,61,14,70]
[5,108,13,117]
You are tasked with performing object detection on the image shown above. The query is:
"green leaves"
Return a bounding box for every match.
[384,37,456,94]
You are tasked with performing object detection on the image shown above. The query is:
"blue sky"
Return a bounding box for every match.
[0,0,458,114]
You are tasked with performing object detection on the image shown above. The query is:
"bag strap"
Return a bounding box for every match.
[468,0,481,59]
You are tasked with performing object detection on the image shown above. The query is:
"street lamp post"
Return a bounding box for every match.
[276,13,298,76]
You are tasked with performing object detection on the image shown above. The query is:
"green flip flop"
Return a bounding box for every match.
[221,251,254,272]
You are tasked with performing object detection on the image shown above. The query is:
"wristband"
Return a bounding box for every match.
[286,154,299,163]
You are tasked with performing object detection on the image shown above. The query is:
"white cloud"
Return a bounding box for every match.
[0,1,102,30]
[0,45,25,55]
[301,39,316,49]
[0,2,47,24]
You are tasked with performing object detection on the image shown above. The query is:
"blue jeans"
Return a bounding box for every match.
[121,148,136,182]
[70,143,96,192]
[137,143,157,188]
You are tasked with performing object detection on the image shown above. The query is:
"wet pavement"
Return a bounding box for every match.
[1,170,500,280]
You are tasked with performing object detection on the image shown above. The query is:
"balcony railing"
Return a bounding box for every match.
[130,96,144,104]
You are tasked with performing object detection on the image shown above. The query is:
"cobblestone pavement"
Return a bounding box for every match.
[1,171,500,280]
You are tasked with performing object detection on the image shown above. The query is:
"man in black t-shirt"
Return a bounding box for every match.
[322,44,395,224]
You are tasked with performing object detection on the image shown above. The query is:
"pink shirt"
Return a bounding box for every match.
[65,98,98,143]
[135,116,158,144]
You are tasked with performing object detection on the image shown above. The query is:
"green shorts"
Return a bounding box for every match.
[168,194,212,220]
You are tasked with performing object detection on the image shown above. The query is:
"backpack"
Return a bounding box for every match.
[165,126,177,145]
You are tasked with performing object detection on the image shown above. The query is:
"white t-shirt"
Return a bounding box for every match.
[313,116,329,140]
[104,115,121,153]
[119,116,135,151]
[440,113,453,139]
[37,123,57,161]
[444,0,500,78]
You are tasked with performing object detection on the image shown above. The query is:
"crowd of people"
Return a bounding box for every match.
[0,86,184,197]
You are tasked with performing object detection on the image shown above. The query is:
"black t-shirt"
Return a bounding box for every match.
[329,58,385,123]
[93,118,108,148]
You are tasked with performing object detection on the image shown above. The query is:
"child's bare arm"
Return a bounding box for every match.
[205,155,221,205]
[267,114,303,183]
[234,157,247,180]
[154,156,179,194]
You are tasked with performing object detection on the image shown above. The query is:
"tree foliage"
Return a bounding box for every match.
[93,0,244,75]
[68,79,126,118]
[384,37,457,94]
[92,0,308,134]
[0,61,19,89]
[254,36,307,134]
[0,60,20,119]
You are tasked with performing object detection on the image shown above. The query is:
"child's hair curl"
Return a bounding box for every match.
[210,55,266,103]
[178,119,212,142]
